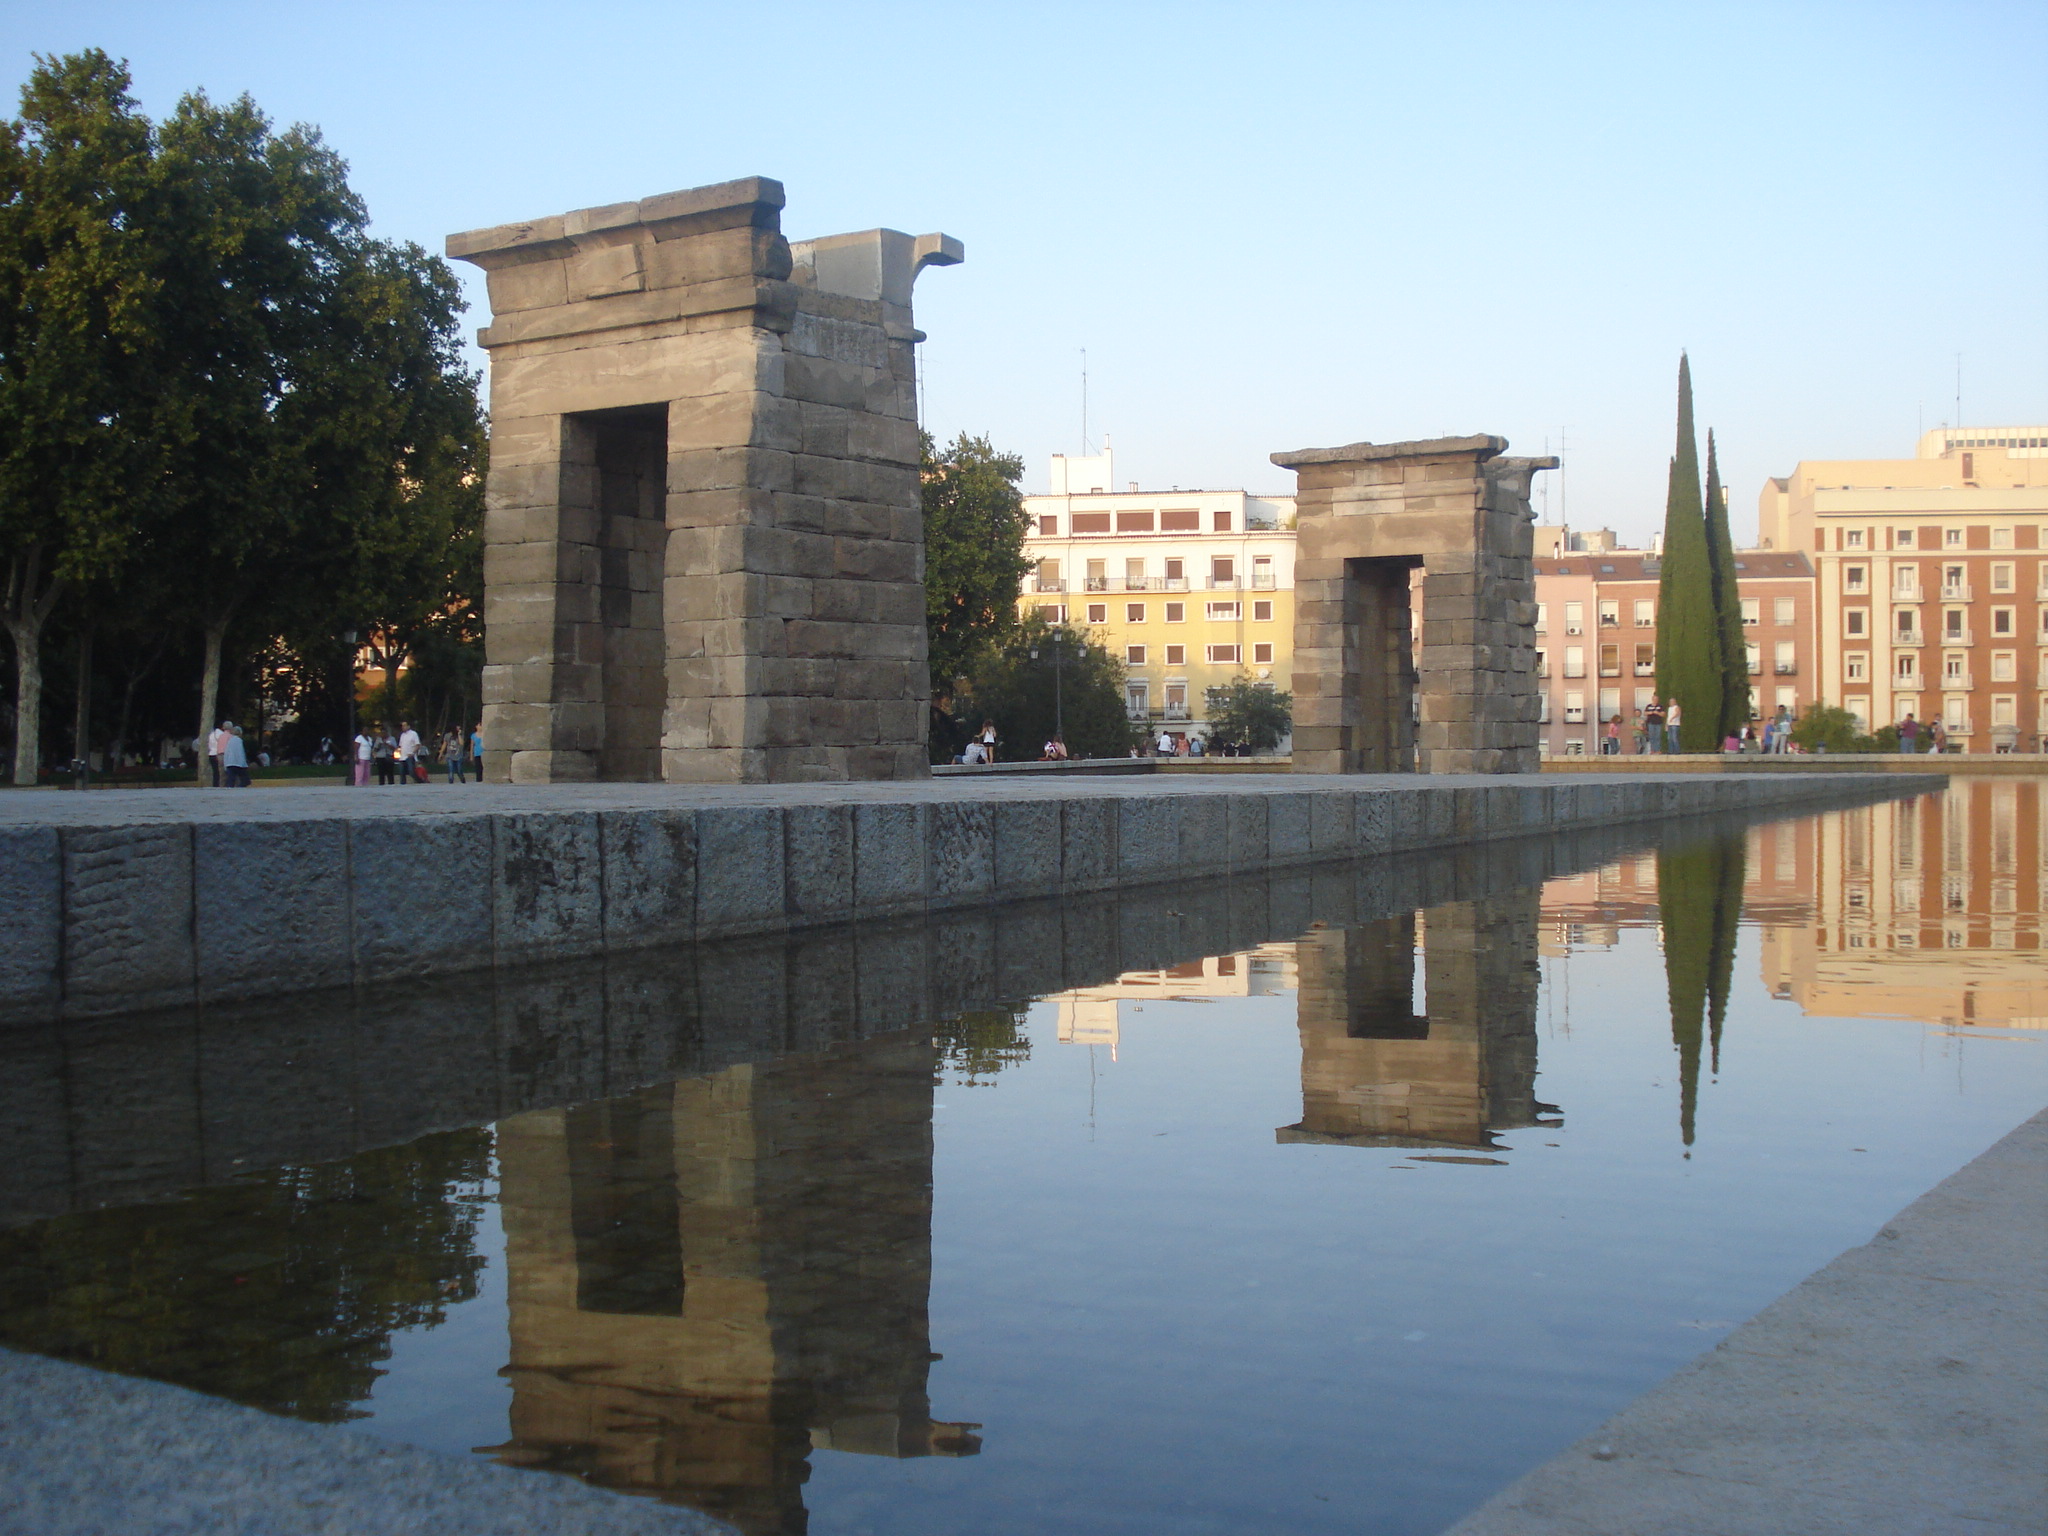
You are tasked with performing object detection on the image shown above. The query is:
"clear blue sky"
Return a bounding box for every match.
[4,1,2042,543]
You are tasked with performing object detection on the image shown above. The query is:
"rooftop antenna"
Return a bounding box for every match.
[1954,353,1962,430]
[1080,348,1091,456]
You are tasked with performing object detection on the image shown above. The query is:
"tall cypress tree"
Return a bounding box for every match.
[1653,354,1721,750]
[1702,430,1749,740]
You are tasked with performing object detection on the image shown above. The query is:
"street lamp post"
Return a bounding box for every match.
[342,629,357,786]
[1029,633,1087,747]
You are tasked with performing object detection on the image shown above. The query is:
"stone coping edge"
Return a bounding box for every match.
[0,773,1929,1025]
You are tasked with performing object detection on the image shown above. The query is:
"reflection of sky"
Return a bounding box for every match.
[340,900,2048,1536]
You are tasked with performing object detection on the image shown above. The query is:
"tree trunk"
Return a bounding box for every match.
[109,632,167,777]
[194,611,231,787]
[72,624,93,774]
[3,548,64,787]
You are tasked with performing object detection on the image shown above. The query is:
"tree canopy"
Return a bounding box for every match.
[960,613,1133,760]
[1205,676,1293,755]
[1653,354,1741,750]
[921,430,1032,703]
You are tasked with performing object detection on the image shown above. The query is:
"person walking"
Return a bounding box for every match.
[1665,698,1683,753]
[206,721,228,786]
[397,721,421,785]
[1602,716,1621,755]
[441,730,465,783]
[353,728,372,786]
[222,723,250,788]
[468,723,484,783]
[372,727,395,786]
[1642,699,1665,753]
[1898,712,1919,754]
[1929,720,1947,754]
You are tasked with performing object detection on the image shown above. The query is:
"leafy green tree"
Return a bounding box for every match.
[921,431,1032,709]
[1702,430,1750,739]
[1654,354,1724,751]
[1204,675,1293,755]
[0,52,164,783]
[962,613,1133,759]
[1658,832,1745,1148]
[145,89,482,780]
[1789,701,1874,754]
[933,1006,1032,1085]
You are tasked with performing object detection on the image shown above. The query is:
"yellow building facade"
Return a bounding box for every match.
[1019,450,1295,748]
[1758,427,2048,749]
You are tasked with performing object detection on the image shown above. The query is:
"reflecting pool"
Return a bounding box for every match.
[3,785,2044,1536]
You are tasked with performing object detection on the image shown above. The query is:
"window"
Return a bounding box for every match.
[1252,600,1273,622]
[1896,528,1916,549]
[1206,601,1240,621]
[1210,556,1235,587]
[1634,643,1655,675]
[1126,558,1147,587]
[1741,597,1761,625]
[1895,653,1918,681]
[1992,608,2015,637]
[1207,644,1239,663]
[1563,601,1584,635]
[1634,599,1654,626]
[1086,603,1107,623]
[1126,682,1148,714]
[1894,565,1919,596]
[1535,648,1548,676]
[1774,597,1795,625]
[1037,515,1059,536]
[1563,646,1586,678]
[1037,604,1066,622]
[1164,602,1184,622]
[1992,652,2017,682]
[1745,641,1761,674]
[1071,512,1111,533]
[1116,510,1155,533]
[1943,653,1966,682]
[1164,682,1187,712]
[1946,528,1963,547]
[1163,558,1185,584]
[1944,609,1966,640]
[1992,563,2015,593]
[1961,454,1974,481]
[1846,653,1868,681]
[1774,641,1795,673]
[1212,510,1233,532]
[1563,692,1585,724]
[1898,609,1920,639]
[1252,642,1274,664]
[1992,695,2016,726]
[1846,529,1865,548]
[1534,603,1548,634]
[1163,644,1185,665]
[1126,602,1146,623]
[1598,599,1619,627]
[1844,565,1867,592]
[1599,644,1620,676]
[1992,526,2014,549]
[1846,697,1870,729]
[1251,555,1274,589]
[1159,508,1200,532]
[1845,609,1868,637]
[1125,644,1147,665]
[1599,688,1621,719]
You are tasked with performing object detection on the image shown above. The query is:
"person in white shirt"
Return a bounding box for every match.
[397,722,421,785]
[353,731,372,787]
[207,722,229,787]
[1156,729,1173,757]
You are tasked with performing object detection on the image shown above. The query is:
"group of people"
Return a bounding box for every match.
[1894,713,1950,754]
[203,721,253,786]
[1598,701,1807,756]
[350,722,484,786]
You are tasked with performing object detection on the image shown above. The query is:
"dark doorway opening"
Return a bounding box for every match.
[566,407,666,780]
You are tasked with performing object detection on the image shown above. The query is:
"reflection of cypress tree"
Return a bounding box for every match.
[0,1128,490,1421]
[1658,834,1747,1147]
[933,1005,1031,1085]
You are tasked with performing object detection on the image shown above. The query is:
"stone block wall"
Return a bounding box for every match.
[450,179,961,783]
[1274,435,1557,774]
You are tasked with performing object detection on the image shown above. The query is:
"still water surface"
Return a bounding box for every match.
[3,789,2044,1535]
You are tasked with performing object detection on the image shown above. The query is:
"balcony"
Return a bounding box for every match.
[1942,629,1974,647]
[1633,663,1656,676]
[1032,578,1066,593]
[1250,573,1277,590]
[1207,577,1242,591]
[1893,630,1925,647]
[1598,615,1620,628]
[1774,662,1798,675]
[1941,583,1972,602]
[1941,672,1974,690]
[1083,576,1109,592]
[1561,665,1586,679]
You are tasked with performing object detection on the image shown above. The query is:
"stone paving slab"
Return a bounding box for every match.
[1439,1104,2048,1536]
[0,1344,731,1535]
[0,773,1925,1025]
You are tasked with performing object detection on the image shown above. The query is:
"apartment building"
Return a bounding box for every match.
[1020,449,1295,744]
[1758,426,2048,749]
[1532,540,1817,755]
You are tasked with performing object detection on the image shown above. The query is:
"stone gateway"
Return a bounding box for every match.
[1274,435,1556,775]
[450,177,960,783]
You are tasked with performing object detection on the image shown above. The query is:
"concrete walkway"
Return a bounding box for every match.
[1442,1104,2048,1536]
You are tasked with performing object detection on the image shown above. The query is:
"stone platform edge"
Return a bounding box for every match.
[0,773,1930,1024]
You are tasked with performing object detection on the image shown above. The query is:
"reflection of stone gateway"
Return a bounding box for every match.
[1279,893,1553,1150]
[450,178,961,785]
[1274,436,1556,774]
[488,1038,978,1536]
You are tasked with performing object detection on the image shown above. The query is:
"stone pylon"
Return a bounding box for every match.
[1272,435,1555,773]
[449,177,961,783]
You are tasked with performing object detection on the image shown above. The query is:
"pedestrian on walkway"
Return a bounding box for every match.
[1629,708,1647,755]
[1642,700,1665,753]
[373,727,395,786]
[352,729,372,786]
[1929,720,1947,754]
[1665,699,1683,753]
[222,723,250,788]
[1899,713,1919,753]
[207,721,228,786]
[441,730,465,783]
[1602,716,1621,755]
[397,721,421,784]
[977,719,998,765]
[468,723,484,783]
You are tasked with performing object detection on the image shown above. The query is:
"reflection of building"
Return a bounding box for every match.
[489,1037,978,1536]
[1277,895,1552,1149]
[1763,782,2048,1029]
[1019,447,1297,747]
[1049,947,1298,1052]
[1758,428,2048,746]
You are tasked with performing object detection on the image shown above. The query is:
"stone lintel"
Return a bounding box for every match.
[447,176,787,265]
[1272,434,1508,470]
